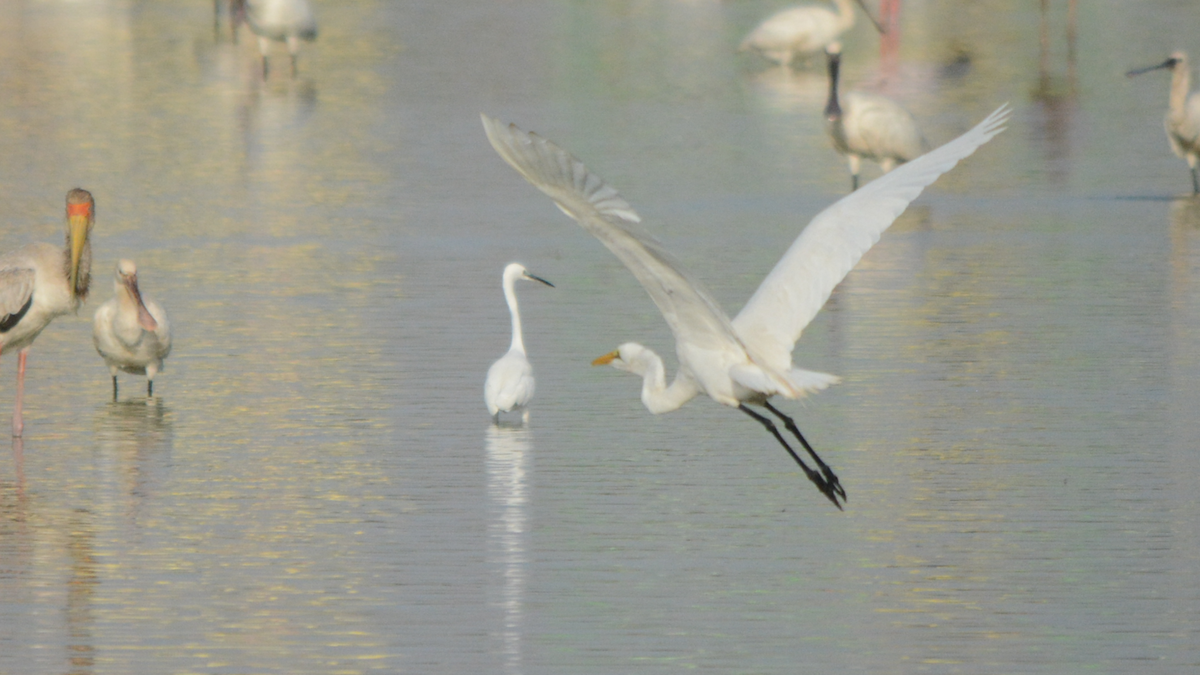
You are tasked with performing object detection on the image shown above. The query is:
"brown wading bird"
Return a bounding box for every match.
[93,260,172,400]
[0,189,95,437]
[1127,51,1200,194]
[482,105,1008,509]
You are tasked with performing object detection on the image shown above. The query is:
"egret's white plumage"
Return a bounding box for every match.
[824,42,927,191]
[739,0,880,68]
[93,260,172,399]
[0,189,95,437]
[1127,51,1200,193]
[241,0,317,77]
[485,263,554,424]
[482,104,1008,507]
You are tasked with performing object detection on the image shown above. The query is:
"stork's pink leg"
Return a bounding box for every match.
[12,348,27,437]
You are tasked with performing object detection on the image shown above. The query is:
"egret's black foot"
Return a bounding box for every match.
[762,400,846,502]
[740,404,843,510]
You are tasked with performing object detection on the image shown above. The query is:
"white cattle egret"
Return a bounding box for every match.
[485,263,554,424]
[824,41,927,191]
[93,260,172,400]
[241,0,317,77]
[482,104,1008,508]
[739,0,883,68]
[1127,51,1200,194]
[0,189,95,437]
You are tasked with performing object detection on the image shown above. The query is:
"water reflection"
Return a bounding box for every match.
[92,399,173,534]
[485,424,531,675]
[65,509,97,675]
[1028,0,1079,186]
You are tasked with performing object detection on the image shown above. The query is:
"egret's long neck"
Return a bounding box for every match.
[503,272,525,354]
[631,350,699,414]
[1170,61,1192,120]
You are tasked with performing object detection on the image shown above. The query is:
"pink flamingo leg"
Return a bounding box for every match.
[13,348,27,437]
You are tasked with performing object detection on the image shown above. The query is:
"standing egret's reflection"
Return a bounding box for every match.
[8,436,26,503]
[485,424,532,675]
[93,399,174,531]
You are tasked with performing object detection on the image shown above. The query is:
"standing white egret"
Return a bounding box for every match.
[482,104,1008,508]
[242,0,317,77]
[824,41,927,191]
[485,263,554,424]
[1127,51,1200,194]
[0,189,95,437]
[739,0,883,68]
[93,260,172,400]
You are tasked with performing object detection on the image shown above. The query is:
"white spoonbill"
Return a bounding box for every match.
[824,41,927,191]
[482,104,1008,508]
[0,189,95,437]
[739,0,883,68]
[242,0,317,77]
[485,263,554,424]
[1127,51,1200,194]
[93,260,172,400]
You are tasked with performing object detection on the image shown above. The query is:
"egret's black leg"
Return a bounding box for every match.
[762,400,845,501]
[851,174,859,192]
[112,376,118,402]
[1191,165,1199,194]
[147,380,153,397]
[740,405,843,510]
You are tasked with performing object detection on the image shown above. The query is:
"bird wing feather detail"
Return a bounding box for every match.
[732,103,1010,371]
[482,114,744,354]
[0,267,35,329]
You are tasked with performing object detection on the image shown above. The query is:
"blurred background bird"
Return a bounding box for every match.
[823,41,927,191]
[236,0,318,77]
[740,0,883,68]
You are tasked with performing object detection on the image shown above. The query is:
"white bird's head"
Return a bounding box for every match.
[1126,51,1188,78]
[591,342,660,375]
[504,262,555,288]
[115,259,158,332]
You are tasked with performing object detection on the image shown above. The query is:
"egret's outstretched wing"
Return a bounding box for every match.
[482,114,742,353]
[732,104,1010,370]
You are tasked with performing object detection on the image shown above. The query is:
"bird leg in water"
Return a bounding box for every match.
[1192,165,1199,194]
[763,400,846,501]
[12,349,27,438]
[112,376,118,401]
[740,404,843,510]
[148,380,153,397]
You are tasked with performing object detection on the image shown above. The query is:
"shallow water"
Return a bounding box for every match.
[1,0,1199,673]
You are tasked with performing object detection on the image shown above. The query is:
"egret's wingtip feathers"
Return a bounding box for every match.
[979,102,1012,137]
[482,113,644,225]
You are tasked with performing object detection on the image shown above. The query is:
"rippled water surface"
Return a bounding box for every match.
[1,1,1199,673]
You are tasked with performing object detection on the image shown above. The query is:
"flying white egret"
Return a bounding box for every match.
[482,104,1008,508]
[824,41,927,191]
[0,189,95,437]
[241,0,317,77]
[93,260,172,400]
[485,263,554,424]
[1127,51,1200,194]
[739,0,883,68]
